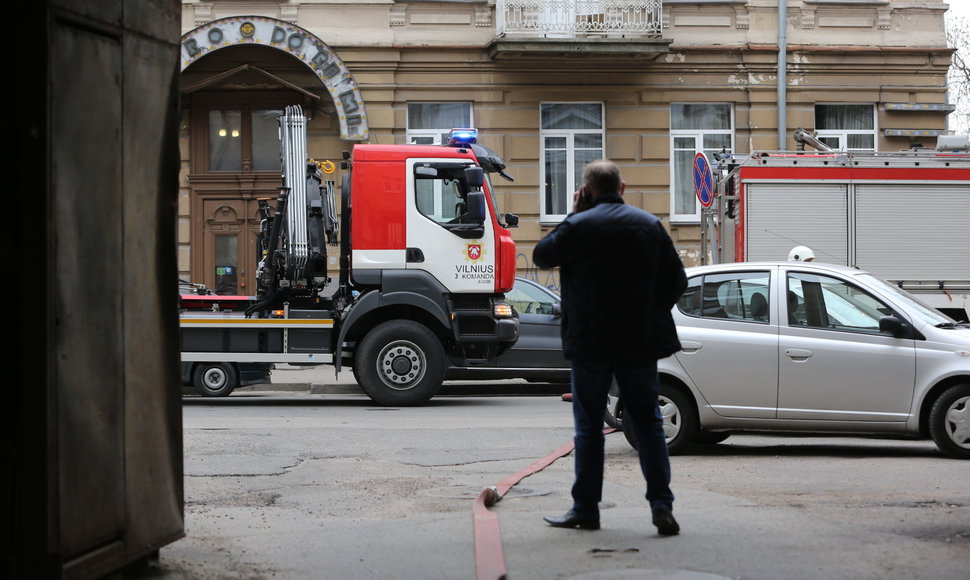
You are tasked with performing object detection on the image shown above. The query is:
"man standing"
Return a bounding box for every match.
[533,159,687,535]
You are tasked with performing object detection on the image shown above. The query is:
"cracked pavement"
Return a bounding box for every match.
[146,369,969,580]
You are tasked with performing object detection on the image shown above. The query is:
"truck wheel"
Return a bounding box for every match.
[620,385,698,455]
[192,362,238,397]
[929,383,970,459]
[355,320,446,406]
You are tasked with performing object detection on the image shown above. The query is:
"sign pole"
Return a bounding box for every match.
[692,152,716,265]
[700,213,707,266]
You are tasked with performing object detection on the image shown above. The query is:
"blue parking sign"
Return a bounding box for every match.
[692,152,715,208]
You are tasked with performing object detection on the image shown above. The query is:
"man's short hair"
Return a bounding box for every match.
[583,159,622,195]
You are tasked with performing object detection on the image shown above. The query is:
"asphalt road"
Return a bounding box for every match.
[152,368,969,580]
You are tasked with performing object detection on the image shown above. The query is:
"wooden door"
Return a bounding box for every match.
[201,198,266,295]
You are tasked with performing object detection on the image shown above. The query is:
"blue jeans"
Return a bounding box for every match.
[569,358,674,516]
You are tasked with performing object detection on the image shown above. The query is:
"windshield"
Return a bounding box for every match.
[859,274,957,326]
[483,172,501,219]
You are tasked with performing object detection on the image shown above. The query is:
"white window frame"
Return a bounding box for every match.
[669,103,734,224]
[406,102,473,145]
[814,103,877,152]
[539,102,605,223]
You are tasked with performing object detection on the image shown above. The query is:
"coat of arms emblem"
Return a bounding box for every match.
[466,243,483,261]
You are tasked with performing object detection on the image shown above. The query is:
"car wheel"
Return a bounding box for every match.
[618,384,699,455]
[355,320,446,406]
[929,383,970,459]
[604,380,622,429]
[192,362,238,397]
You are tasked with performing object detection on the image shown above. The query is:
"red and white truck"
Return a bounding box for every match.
[180,107,519,404]
[712,133,970,322]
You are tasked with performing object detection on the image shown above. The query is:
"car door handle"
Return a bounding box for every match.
[680,341,702,353]
[785,348,813,361]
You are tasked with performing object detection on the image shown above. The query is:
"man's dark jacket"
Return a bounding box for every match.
[533,194,687,363]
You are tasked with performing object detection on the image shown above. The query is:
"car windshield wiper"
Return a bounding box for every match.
[935,321,970,328]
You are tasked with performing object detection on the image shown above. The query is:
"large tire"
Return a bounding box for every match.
[929,383,970,459]
[620,384,699,455]
[192,362,238,397]
[355,320,447,406]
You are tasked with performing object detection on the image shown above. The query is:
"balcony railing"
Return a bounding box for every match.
[497,1,663,38]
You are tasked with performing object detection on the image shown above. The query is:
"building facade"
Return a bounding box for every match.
[178,0,955,294]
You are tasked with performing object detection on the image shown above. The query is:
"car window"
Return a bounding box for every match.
[859,274,956,326]
[507,281,558,315]
[787,272,892,333]
[678,272,770,323]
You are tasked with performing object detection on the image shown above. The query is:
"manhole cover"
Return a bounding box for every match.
[421,485,552,500]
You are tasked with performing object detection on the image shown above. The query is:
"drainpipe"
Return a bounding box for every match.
[778,0,788,150]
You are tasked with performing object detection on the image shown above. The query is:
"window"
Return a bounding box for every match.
[814,104,876,151]
[786,272,892,332]
[407,103,473,145]
[209,110,242,171]
[413,161,483,239]
[414,163,467,224]
[678,272,770,323]
[195,93,292,173]
[670,104,734,223]
[207,107,285,172]
[214,235,238,295]
[540,103,604,222]
[506,281,559,316]
[251,109,284,170]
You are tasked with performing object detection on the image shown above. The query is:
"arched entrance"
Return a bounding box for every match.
[179,17,367,293]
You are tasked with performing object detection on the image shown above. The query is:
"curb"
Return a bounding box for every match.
[237,383,365,395]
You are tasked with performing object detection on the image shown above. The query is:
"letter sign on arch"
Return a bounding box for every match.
[180,17,368,141]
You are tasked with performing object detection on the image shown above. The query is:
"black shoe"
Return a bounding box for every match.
[652,509,680,536]
[543,510,600,530]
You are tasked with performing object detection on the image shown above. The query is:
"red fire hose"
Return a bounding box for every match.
[472,430,615,580]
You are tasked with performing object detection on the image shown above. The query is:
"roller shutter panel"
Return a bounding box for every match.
[855,184,970,281]
[744,183,849,264]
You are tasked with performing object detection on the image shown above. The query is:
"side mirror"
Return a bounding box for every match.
[879,315,909,338]
[552,302,562,317]
[465,166,485,189]
[466,190,486,223]
[505,213,519,228]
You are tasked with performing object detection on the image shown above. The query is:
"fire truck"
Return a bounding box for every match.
[711,132,970,322]
[180,107,519,405]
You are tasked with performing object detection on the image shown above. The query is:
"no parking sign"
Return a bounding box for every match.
[692,152,715,208]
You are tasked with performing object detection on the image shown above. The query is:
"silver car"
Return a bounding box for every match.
[607,262,970,459]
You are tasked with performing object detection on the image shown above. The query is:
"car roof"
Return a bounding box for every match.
[685,261,868,277]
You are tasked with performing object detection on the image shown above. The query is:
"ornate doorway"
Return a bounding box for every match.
[186,91,298,293]
[180,17,367,293]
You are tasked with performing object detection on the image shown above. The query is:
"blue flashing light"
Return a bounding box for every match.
[448,128,478,146]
